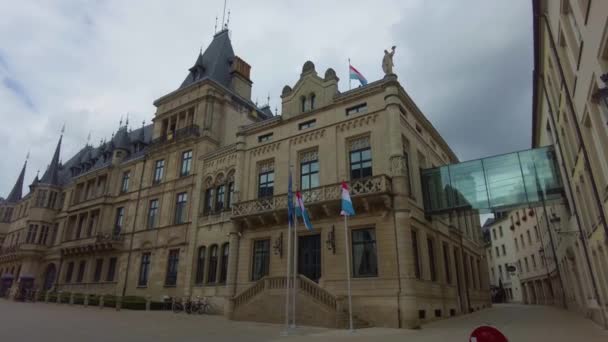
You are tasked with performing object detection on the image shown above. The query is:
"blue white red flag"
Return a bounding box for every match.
[349,64,368,86]
[295,191,313,231]
[340,181,356,216]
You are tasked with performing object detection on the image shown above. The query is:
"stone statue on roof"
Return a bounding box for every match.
[382,45,397,75]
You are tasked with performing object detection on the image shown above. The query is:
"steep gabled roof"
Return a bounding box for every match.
[39,134,62,186]
[6,160,26,203]
[179,29,235,90]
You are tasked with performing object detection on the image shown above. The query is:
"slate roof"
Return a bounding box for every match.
[179,29,235,90]
[6,160,26,203]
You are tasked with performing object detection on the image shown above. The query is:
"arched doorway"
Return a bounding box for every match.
[43,264,57,291]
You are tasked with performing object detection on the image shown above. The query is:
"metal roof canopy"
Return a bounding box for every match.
[421,146,564,215]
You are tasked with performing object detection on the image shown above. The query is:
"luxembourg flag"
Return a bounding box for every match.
[349,64,368,86]
[295,191,313,231]
[340,182,356,216]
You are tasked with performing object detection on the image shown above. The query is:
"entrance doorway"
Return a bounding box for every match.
[298,234,321,282]
[43,264,57,291]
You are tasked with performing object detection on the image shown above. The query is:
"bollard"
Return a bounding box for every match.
[84,293,89,307]
[69,292,74,305]
[145,295,151,311]
[116,296,122,311]
[57,291,62,304]
[99,295,104,309]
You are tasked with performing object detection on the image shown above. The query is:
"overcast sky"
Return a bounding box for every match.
[0,0,533,197]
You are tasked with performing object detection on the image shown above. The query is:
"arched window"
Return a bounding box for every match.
[207,245,218,283]
[215,174,226,212]
[203,177,214,215]
[310,93,316,110]
[300,96,307,112]
[226,171,235,209]
[219,243,229,283]
[195,246,206,284]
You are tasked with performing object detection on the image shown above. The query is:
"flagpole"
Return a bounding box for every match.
[348,58,352,91]
[292,204,298,328]
[344,214,354,332]
[283,167,294,334]
[283,214,292,332]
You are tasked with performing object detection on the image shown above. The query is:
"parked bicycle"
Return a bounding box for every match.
[172,296,212,314]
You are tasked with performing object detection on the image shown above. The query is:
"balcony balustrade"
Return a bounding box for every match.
[60,231,124,256]
[232,175,392,226]
[149,124,200,147]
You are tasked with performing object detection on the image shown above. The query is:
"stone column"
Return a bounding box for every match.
[383,77,420,328]
[224,224,241,319]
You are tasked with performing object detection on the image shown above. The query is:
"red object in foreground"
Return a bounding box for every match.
[469,325,508,342]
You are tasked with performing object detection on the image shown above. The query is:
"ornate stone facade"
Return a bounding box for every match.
[0,28,489,328]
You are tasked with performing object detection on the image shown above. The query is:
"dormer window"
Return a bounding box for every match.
[300,96,306,112]
[258,133,273,143]
[310,93,316,110]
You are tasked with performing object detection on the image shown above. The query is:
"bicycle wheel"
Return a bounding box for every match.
[185,302,192,314]
[172,303,183,313]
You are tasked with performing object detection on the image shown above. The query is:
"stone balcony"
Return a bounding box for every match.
[149,124,200,148]
[232,175,392,228]
[0,243,49,262]
[60,232,124,256]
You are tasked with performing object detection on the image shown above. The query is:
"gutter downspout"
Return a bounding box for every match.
[121,156,147,297]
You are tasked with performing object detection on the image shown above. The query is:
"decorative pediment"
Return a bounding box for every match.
[281,61,340,119]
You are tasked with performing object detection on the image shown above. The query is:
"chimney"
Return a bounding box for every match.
[230,56,252,100]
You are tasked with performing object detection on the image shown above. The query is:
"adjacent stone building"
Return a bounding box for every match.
[532,0,608,327]
[0,28,490,328]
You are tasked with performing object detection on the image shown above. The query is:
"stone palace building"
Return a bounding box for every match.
[0,28,490,328]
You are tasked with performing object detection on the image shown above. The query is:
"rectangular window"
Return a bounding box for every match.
[153,159,165,184]
[258,133,273,143]
[524,257,530,272]
[403,148,412,196]
[148,199,159,229]
[65,262,74,283]
[412,230,421,279]
[427,237,436,282]
[495,246,499,258]
[106,257,117,281]
[165,249,179,286]
[195,246,206,284]
[251,239,270,281]
[499,226,503,237]
[532,254,537,269]
[121,171,130,193]
[76,261,86,283]
[180,150,192,177]
[114,207,124,236]
[534,226,539,241]
[498,265,503,280]
[207,245,218,284]
[492,229,496,240]
[443,242,451,284]
[300,150,319,190]
[138,253,151,287]
[349,137,372,180]
[38,225,49,245]
[174,192,188,224]
[258,163,275,198]
[352,228,378,277]
[298,119,316,130]
[215,184,225,211]
[501,244,506,256]
[93,259,103,282]
[527,230,532,244]
[514,238,519,251]
[345,103,367,116]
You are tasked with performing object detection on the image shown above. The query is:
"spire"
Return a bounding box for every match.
[39,131,63,186]
[6,157,27,203]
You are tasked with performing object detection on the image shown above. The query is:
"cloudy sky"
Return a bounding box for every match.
[0,0,533,197]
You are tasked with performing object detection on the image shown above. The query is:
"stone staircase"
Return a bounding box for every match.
[231,275,370,329]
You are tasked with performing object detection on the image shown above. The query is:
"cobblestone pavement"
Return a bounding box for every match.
[1,300,606,342]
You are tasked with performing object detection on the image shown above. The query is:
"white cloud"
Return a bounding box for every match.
[0,0,532,196]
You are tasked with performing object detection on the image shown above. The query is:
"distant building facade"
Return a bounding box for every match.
[532,0,608,327]
[484,213,523,303]
[0,29,489,328]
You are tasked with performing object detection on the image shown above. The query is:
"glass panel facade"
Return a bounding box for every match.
[421,146,563,214]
